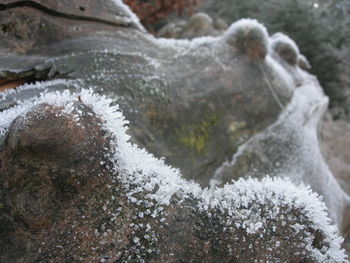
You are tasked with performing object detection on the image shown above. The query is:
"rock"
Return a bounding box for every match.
[213,18,229,31]
[157,21,186,38]
[223,18,269,60]
[271,33,300,65]
[0,1,349,262]
[0,5,295,186]
[299,54,312,70]
[0,91,346,262]
[0,0,144,54]
[211,79,349,230]
[180,12,216,38]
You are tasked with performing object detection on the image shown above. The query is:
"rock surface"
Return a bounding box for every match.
[0,3,294,186]
[0,1,349,262]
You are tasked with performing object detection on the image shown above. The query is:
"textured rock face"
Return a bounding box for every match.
[0,1,349,262]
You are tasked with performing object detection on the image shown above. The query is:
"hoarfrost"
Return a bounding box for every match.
[0,79,78,101]
[0,81,347,262]
[206,177,346,261]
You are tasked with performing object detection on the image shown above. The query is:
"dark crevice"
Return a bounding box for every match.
[0,67,51,92]
[0,75,45,91]
[0,67,52,82]
[0,67,67,112]
[0,1,133,29]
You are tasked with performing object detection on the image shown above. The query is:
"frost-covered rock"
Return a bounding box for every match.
[0,0,349,262]
[271,33,300,65]
[0,89,347,262]
[211,69,350,230]
[223,18,270,59]
[0,9,295,186]
[299,54,312,70]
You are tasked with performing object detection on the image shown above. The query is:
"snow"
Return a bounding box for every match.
[0,80,347,261]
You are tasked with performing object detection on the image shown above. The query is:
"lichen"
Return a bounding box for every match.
[176,112,219,154]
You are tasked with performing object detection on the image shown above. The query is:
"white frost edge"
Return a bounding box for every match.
[0,79,78,101]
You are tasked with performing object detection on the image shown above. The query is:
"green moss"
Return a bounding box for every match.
[176,112,219,154]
